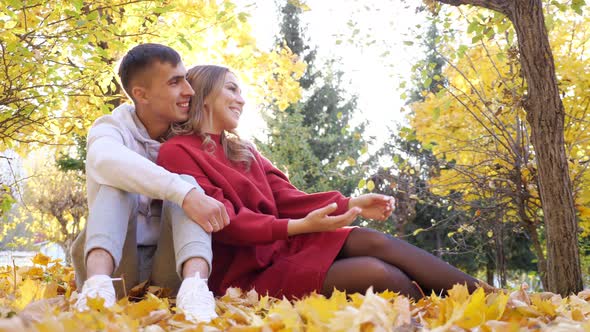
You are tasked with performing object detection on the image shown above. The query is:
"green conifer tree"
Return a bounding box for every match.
[256,1,367,196]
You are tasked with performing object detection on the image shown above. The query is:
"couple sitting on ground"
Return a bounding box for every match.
[71,43,484,323]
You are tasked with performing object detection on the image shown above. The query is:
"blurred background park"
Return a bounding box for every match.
[1,0,589,294]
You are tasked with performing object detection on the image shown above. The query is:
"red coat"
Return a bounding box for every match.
[157,134,353,299]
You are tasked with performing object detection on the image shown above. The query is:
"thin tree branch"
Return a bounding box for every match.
[435,0,511,15]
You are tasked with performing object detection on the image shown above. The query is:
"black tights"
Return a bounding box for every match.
[321,228,479,300]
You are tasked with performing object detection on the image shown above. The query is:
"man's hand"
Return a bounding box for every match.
[182,188,230,232]
[288,203,361,236]
[348,194,395,221]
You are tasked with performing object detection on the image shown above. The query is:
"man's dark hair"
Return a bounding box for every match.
[118,43,181,99]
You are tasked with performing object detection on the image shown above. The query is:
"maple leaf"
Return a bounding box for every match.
[295,291,347,326]
[328,287,398,331]
[127,293,169,320]
[86,296,106,311]
[530,294,557,318]
[19,266,44,280]
[377,289,401,302]
[4,256,590,332]
[266,297,303,330]
[31,253,50,267]
[455,287,487,329]
[485,292,509,321]
[14,279,41,310]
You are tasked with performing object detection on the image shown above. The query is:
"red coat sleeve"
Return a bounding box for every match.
[259,155,351,219]
[157,143,290,245]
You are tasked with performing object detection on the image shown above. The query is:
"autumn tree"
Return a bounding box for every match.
[409,33,545,282]
[0,151,21,246]
[0,160,16,218]
[15,158,86,264]
[0,1,306,256]
[367,124,537,287]
[0,0,305,152]
[257,0,367,196]
[415,0,587,294]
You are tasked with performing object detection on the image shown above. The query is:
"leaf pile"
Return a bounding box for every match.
[1,254,590,331]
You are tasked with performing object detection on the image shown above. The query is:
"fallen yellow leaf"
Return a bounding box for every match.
[31,253,50,267]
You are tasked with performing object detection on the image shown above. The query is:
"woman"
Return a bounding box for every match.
[157,65,483,300]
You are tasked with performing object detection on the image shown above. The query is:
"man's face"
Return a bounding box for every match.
[137,61,194,125]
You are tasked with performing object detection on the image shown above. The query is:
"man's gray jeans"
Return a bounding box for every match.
[71,175,212,297]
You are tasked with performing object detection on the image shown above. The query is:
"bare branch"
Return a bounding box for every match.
[435,0,511,15]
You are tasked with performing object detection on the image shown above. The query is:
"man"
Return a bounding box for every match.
[71,43,229,322]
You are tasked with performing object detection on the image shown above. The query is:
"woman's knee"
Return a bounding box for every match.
[362,257,423,298]
[362,257,409,288]
[323,257,415,296]
[345,228,397,256]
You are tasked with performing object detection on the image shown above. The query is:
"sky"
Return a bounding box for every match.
[234,0,428,148]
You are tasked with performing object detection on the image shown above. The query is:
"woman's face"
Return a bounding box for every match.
[205,72,245,133]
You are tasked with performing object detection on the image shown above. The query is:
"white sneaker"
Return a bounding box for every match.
[176,273,217,323]
[74,274,116,311]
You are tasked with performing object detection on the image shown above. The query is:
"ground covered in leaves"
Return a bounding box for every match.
[2,254,590,331]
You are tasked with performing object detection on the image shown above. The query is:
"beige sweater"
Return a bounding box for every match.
[86,104,198,245]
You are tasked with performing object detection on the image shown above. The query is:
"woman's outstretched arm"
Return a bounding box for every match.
[261,155,395,224]
[287,203,361,235]
[260,155,351,218]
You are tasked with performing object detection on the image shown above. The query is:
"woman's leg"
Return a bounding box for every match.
[338,227,479,294]
[322,256,423,299]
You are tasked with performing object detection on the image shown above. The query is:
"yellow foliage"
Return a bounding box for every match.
[0,0,304,152]
[3,151,87,258]
[409,10,590,239]
[31,253,50,267]
[3,261,590,330]
[13,279,41,311]
[126,293,169,320]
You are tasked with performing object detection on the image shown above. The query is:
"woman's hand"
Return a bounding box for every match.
[348,194,395,221]
[288,203,361,235]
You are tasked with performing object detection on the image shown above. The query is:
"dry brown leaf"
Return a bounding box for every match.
[128,280,149,300]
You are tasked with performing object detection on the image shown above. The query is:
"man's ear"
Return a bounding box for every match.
[132,86,148,104]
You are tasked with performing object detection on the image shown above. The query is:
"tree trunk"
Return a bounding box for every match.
[435,0,583,295]
[513,142,549,289]
[486,251,495,287]
[494,219,507,288]
[435,229,443,258]
[525,221,548,287]
[510,0,582,295]
[59,241,73,266]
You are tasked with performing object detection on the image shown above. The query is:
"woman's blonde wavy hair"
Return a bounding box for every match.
[169,65,255,170]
